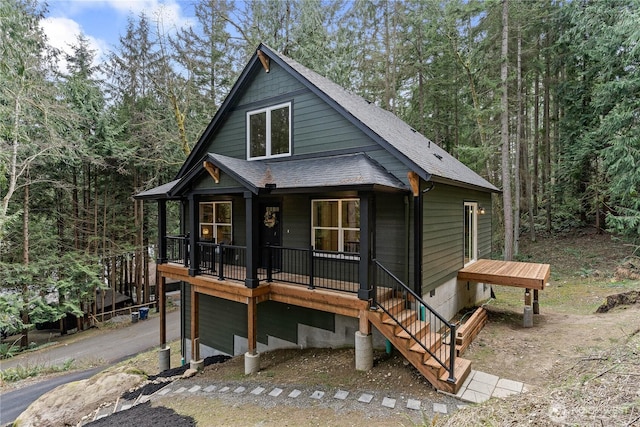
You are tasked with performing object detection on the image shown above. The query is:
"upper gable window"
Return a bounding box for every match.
[247,102,291,160]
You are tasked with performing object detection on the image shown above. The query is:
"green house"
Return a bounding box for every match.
[137,44,500,393]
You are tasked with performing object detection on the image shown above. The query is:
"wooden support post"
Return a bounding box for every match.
[247,297,258,355]
[359,310,371,335]
[191,287,200,361]
[159,275,166,345]
[524,289,532,306]
[533,289,540,314]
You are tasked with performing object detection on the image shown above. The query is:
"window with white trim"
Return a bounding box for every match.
[312,199,360,253]
[199,201,232,243]
[247,102,291,160]
[464,202,478,265]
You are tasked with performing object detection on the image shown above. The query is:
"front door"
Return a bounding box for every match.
[259,202,282,269]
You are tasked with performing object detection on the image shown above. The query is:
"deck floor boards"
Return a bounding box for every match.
[457,259,550,290]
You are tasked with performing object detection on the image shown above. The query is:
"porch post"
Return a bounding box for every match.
[357,191,374,301]
[245,296,260,374]
[158,275,170,372]
[188,194,199,276]
[244,191,260,288]
[157,199,167,264]
[190,286,202,369]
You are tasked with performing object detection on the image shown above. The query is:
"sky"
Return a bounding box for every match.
[41,0,197,69]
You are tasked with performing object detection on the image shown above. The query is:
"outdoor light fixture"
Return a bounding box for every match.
[478,206,486,215]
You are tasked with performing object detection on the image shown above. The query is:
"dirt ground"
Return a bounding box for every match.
[15,231,640,425]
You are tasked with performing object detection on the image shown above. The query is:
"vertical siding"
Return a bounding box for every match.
[422,184,493,294]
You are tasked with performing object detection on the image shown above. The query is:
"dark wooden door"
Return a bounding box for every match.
[259,202,282,269]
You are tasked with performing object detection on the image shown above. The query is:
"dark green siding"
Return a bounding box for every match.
[477,192,492,258]
[374,193,408,282]
[422,184,492,293]
[367,150,411,187]
[183,285,334,355]
[236,65,306,105]
[191,62,412,180]
[193,170,244,191]
[257,301,334,344]
[281,195,310,248]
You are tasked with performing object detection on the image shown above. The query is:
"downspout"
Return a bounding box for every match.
[408,172,435,298]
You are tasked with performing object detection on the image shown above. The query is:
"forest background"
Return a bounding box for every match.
[1,0,639,346]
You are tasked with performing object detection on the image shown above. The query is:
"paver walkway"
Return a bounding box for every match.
[89,369,529,424]
[450,370,528,403]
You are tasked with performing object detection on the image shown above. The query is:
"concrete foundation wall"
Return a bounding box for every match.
[184,313,387,360]
[422,276,491,321]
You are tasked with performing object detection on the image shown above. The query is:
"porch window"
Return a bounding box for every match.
[199,201,232,243]
[312,199,360,253]
[464,202,478,266]
[247,102,291,160]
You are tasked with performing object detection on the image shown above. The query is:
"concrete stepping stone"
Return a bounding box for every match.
[188,385,201,393]
[250,387,265,395]
[219,386,230,393]
[381,397,396,408]
[358,393,374,403]
[174,387,187,394]
[310,390,324,399]
[157,387,172,396]
[233,386,246,394]
[269,388,283,397]
[288,389,302,398]
[433,402,448,414]
[334,390,349,400]
[407,399,421,410]
[203,385,217,392]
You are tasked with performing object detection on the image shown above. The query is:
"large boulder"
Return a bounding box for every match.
[13,366,146,427]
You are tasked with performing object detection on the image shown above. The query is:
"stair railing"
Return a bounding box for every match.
[372,259,457,383]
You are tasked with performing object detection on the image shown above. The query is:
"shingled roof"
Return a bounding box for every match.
[259,44,498,193]
[142,43,498,200]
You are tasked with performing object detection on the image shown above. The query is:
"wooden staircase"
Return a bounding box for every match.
[367,294,472,394]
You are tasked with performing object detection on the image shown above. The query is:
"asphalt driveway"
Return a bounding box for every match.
[0,309,180,425]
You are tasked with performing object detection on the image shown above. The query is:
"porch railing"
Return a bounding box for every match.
[166,235,188,265]
[196,241,247,282]
[162,237,360,293]
[373,259,457,383]
[264,246,359,293]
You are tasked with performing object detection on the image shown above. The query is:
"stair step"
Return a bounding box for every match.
[439,356,472,385]
[409,331,441,354]
[383,309,416,326]
[396,319,430,340]
[380,298,405,317]
[424,344,452,369]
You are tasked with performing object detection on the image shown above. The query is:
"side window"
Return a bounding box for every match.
[247,102,291,160]
[464,202,478,265]
[312,199,360,253]
[199,201,232,243]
